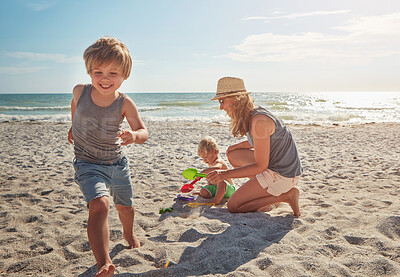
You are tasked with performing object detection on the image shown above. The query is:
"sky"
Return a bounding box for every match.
[0,0,399,93]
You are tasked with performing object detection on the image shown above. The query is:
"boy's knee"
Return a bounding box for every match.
[88,196,109,215]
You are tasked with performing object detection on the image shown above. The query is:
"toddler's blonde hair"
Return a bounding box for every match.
[197,136,219,156]
[83,36,132,79]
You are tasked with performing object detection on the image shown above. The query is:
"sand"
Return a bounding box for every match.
[0,120,399,276]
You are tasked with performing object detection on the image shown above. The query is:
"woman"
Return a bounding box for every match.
[207,77,302,216]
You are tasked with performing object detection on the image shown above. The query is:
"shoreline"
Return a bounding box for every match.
[1,121,399,276]
[1,119,399,126]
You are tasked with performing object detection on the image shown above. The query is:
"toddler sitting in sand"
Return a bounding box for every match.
[196,136,235,205]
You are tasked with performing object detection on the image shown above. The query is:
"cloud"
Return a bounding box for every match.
[243,10,351,21]
[6,52,81,63]
[223,13,400,64]
[0,66,47,74]
[1,51,81,74]
[335,13,400,35]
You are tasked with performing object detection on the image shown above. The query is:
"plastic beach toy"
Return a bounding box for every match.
[176,194,195,201]
[182,168,207,180]
[188,202,215,208]
[180,178,202,193]
[159,207,173,214]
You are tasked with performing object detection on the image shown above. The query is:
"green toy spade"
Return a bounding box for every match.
[182,168,207,180]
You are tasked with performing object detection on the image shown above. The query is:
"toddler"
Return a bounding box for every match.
[197,136,235,205]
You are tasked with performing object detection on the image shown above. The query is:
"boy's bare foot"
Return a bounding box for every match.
[96,263,115,277]
[123,233,141,248]
[286,188,301,217]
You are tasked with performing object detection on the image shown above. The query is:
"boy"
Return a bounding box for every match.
[197,136,235,205]
[67,37,148,277]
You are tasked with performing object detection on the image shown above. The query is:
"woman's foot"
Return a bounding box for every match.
[286,188,301,217]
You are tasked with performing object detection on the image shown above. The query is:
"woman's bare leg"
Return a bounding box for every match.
[227,148,255,169]
[227,178,300,216]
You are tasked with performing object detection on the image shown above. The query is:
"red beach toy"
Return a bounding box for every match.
[180,178,202,193]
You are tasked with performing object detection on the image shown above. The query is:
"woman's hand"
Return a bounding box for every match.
[118,130,137,145]
[207,170,227,184]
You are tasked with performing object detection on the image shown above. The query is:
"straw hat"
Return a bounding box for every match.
[210,77,251,100]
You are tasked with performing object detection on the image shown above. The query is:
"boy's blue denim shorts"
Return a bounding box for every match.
[73,156,134,207]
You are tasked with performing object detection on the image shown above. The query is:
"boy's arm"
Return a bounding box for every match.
[120,96,149,145]
[68,85,84,144]
[213,181,227,205]
[201,161,234,186]
[200,165,224,175]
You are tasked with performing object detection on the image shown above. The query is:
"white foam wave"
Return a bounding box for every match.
[0,114,71,122]
[0,105,70,111]
[138,106,167,112]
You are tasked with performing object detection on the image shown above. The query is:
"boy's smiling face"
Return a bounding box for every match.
[90,62,125,97]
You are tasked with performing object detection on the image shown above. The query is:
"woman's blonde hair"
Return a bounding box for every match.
[228,94,255,137]
[197,136,219,156]
[83,37,132,79]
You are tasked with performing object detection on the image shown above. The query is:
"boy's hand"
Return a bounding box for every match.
[67,128,74,144]
[118,130,137,145]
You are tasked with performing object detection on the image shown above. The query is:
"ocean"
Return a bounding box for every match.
[0,91,399,125]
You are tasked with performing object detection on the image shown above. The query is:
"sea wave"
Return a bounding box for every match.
[1,91,399,125]
[138,106,167,112]
[2,112,398,125]
[0,105,70,111]
[142,114,230,123]
[157,101,206,107]
[335,106,396,111]
[0,114,71,122]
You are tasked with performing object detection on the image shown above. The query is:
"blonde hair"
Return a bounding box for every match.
[229,94,255,137]
[83,37,132,79]
[197,136,219,156]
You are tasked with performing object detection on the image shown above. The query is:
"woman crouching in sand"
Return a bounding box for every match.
[206,77,303,216]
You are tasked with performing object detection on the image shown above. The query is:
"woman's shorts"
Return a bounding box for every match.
[202,181,236,198]
[256,169,299,196]
[73,156,134,207]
